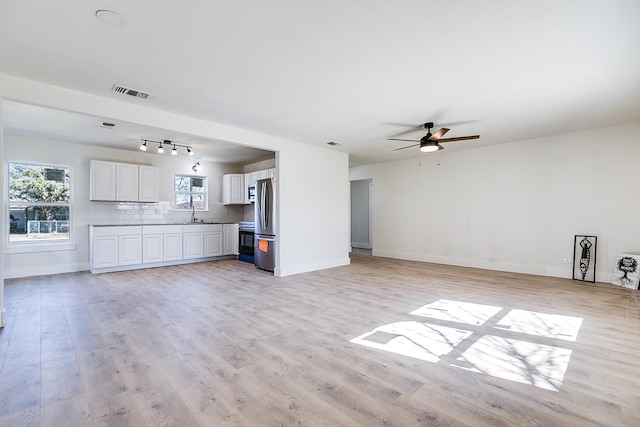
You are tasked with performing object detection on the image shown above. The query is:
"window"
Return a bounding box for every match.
[8,162,71,244]
[174,175,207,210]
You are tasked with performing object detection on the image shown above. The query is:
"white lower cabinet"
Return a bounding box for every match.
[90,226,142,270]
[183,232,204,259]
[142,234,163,264]
[205,230,223,257]
[223,224,239,255]
[184,224,223,258]
[90,223,235,273]
[163,233,183,261]
[92,235,119,269]
[119,234,143,265]
[142,225,182,263]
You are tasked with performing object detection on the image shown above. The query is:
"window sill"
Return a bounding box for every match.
[5,242,77,254]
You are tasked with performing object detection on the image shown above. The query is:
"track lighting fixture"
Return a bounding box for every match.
[139,139,194,156]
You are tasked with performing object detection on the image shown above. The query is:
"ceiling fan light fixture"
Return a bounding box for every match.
[419,141,440,153]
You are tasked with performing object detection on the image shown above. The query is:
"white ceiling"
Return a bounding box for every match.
[1,1,639,166]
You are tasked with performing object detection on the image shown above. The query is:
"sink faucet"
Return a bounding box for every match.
[190,206,198,223]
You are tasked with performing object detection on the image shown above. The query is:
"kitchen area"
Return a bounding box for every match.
[87,159,277,275]
[2,112,279,279]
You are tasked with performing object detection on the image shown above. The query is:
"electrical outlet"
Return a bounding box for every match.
[563,255,571,263]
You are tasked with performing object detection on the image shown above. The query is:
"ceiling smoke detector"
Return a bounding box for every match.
[111,84,151,100]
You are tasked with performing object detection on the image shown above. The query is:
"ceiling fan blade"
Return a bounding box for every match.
[393,143,419,151]
[383,122,425,130]
[439,135,480,143]
[388,138,420,142]
[428,127,450,141]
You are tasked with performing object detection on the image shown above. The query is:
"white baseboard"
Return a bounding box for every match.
[371,249,616,283]
[276,256,351,277]
[3,262,90,279]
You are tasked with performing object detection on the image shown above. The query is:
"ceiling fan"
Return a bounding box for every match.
[389,122,480,152]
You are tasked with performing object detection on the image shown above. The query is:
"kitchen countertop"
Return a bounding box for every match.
[90,222,235,227]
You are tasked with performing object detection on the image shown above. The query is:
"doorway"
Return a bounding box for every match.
[350,179,372,251]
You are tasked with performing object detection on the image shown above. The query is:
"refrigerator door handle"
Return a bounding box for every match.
[260,182,267,230]
[264,182,269,229]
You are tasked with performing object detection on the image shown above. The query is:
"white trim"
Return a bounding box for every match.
[275,256,351,277]
[5,242,76,254]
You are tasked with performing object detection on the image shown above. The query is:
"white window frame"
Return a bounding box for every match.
[6,161,75,253]
[174,174,208,211]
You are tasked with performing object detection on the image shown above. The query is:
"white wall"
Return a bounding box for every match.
[350,122,640,283]
[276,142,351,276]
[0,98,4,326]
[0,73,351,282]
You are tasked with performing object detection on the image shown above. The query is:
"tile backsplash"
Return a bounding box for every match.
[89,201,244,225]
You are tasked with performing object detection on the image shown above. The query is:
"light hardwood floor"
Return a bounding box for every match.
[1,254,639,426]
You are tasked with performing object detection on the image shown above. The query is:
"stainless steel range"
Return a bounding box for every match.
[238,221,255,263]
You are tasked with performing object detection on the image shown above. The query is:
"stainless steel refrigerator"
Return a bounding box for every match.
[254,178,276,271]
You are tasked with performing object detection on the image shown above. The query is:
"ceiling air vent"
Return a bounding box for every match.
[111,84,151,99]
[100,121,116,129]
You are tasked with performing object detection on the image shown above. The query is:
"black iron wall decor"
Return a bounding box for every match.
[573,235,597,283]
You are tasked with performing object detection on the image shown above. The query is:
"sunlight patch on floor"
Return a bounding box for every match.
[411,299,502,326]
[453,335,572,391]
[495,309,582,342]
[351,299,583,391]
[351,321,472,363]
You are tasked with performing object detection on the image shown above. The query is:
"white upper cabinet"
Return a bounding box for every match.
[90,160,116,201]
[116,163,139,202]
[138,165,159,202]
[257,169,269,180]
[223,173,245,205]
[90,160,158,202]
